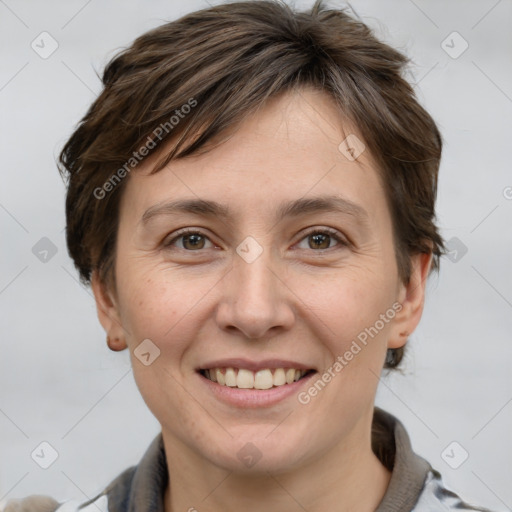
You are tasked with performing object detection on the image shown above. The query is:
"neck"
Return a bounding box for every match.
[163,410,392,512]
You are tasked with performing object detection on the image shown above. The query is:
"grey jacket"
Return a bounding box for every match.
[3,408,499,511]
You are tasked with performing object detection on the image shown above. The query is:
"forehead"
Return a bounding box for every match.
[119,88,388,228]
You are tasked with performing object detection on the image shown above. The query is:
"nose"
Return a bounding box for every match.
[214,245,295,340]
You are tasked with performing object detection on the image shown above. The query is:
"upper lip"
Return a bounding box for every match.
[197,358,316,372]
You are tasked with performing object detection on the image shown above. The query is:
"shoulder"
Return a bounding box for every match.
[413,469,501,512]
[2,495,60,512]
[2,494,109,512]
[1,464,132,512]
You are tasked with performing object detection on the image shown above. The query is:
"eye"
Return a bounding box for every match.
[296,228,348,251]
[163,229,214,251]
[163,227,348,252]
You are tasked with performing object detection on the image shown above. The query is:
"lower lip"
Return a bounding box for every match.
[197,371,318,408]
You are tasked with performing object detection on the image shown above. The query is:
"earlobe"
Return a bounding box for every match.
[106,335,126,352]
[388,251,433,349]
[91,270,127,351]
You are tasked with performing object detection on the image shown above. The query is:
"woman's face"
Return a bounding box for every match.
[93,88,429,473]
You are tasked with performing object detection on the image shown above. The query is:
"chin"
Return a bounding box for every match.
[201,434,310,475]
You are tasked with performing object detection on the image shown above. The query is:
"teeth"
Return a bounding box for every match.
[254,369,273,390]
[202,367,311,389]
[225,368,237,387]
[273,368,286,386]
[237,368,255,388]
[216,368,225,386]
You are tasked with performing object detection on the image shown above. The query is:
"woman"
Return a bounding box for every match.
[4,0,498,511]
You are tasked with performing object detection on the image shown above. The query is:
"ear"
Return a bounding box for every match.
[388,251,433,350]
[91,270,127,351]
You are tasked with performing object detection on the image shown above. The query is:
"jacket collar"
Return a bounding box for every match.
[373,407,432,511]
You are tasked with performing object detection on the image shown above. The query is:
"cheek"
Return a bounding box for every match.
[293,265,395,337]
[294,270,396,398]
[117,263,216,354]
[117,272,197,416]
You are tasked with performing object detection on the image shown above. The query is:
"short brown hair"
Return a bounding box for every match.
[58,0,445,369]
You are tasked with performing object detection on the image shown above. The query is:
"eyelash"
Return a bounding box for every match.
[163,227,348,253]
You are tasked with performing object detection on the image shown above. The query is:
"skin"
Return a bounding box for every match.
[92,87,432,512]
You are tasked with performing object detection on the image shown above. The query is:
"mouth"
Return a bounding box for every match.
[197,367,317,390]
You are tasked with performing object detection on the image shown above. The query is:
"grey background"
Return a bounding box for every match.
[0,0,511,510]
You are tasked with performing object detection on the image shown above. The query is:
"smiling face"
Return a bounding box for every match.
[92,87,431,477]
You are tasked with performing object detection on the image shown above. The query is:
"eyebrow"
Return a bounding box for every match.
[140,195,370,228]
